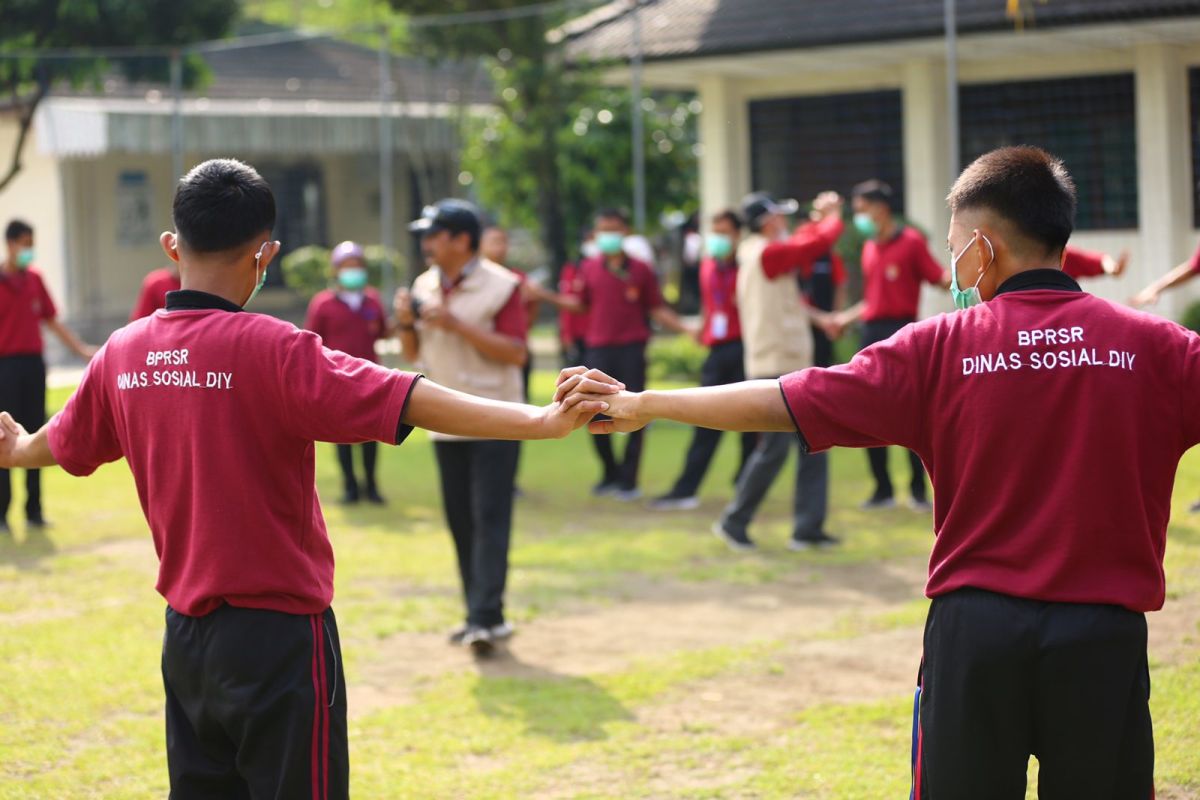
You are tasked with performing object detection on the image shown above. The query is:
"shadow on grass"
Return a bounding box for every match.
[471,650,633,742]
[0,525,57,569]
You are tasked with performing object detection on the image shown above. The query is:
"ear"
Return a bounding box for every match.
[160,232,181,263]
[972,229,991,275]
[256,240,283,270]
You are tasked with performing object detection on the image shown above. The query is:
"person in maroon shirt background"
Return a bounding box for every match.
[834,180,949,512]
[650,208,757,511]
[0,219,95,535]
[0,161,615,799]
[798,209,849,369]
[1061,244,1128,281]
[129,265,182,321]
[566,147,1173,799]
[305,240,389,505]
[531,207,694,500]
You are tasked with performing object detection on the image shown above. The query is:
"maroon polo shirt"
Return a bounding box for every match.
[130,268,182,321]
[0,267,57,357]
[47,290,421,617]
[781,269,1193,613]
[699,256,742,347]
[557,262,589,345]
[304,288,387,362]
[579,255,664,348]
[861,226,945,321]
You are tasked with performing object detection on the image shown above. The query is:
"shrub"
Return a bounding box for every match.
[1181,299,1200,334]
[647,334,707,383]
[280,244,405,300]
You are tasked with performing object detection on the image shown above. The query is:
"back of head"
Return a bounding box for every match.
[947,146,1076,259]
[851,179,894,210]
[173,159,276,254]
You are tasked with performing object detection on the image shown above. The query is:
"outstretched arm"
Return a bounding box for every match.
[1132,260,1195,308]
[0,413,57,469]
[403,367,620,440]
[555,379,794,435]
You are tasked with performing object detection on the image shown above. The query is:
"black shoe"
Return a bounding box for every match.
[26,515,49,529]
[788,532,841,551]
[447,623,470,646]
[712,521,755,552]
[648,494,700,511]
[339,493,360,505]
[364,489,386,505]
[462,625,495,657]
[859,495,896,511]
[0,520,10,536]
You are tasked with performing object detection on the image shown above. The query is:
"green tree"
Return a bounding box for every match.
[0,0,239,193]
[388,0,592,267]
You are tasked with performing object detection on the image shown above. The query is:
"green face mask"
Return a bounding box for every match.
[852,212,878,239]
[244,243,270,308]
[15,247,34,269]
[337,267,368,291]
[706,233,733,260]
[949,232,994,310]
[595,231,625,256]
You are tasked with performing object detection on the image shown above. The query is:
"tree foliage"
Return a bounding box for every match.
[0,0,239,192]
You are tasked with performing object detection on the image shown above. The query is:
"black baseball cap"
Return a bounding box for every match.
[740,191,799,227]
[408,198,481,238]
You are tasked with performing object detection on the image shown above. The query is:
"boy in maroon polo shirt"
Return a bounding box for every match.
[305,240,389,505]
[567,147,1174,799]
[837,180,949,512]
[130,265,183,321]
[650,208,756,510]
[0,219,96,534]
[0,160,614,800]
[533,207,693,500]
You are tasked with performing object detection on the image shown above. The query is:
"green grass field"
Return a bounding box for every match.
[1,373,1198,799]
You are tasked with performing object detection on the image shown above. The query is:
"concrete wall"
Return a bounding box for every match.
[691,34,1200,321]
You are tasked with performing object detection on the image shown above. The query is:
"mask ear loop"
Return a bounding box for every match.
[972,232,996,291]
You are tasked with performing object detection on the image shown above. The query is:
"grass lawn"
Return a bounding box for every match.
[1,372,1198,799]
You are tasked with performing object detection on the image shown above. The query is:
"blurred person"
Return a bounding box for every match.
[650,208,756,511]
[1062,245,1129,282]
[396,200,530,654]
[799,208,850,368]
[1129,240,1200,309]
[835,180,949,512]
[566,146,1168,800]
[527,207,693,500]
[0,219,95,534]
[130,264,182,321]
[710,191,845,551]
[0,161,613,799]
[555,230,594,367]
[305,240,389,505]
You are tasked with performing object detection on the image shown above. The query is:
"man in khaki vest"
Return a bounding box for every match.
[396,199,529,655]
[713,191,845,551]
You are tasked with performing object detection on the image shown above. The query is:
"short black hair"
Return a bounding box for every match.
[947,146,1076,256]
[173,159,276,253]
[596,207,631,227]
[851,179,895,210]
[711,208,743,231]
[5,219,33,242]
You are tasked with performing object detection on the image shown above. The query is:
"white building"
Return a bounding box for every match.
[0,33,486,345]
[564,0,1200,318]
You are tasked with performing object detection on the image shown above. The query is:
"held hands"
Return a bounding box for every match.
[554,367,647,435]
[540,367,624,438]
[0,412,28,468]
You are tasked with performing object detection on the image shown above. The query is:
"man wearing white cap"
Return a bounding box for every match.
[304,241,389,504]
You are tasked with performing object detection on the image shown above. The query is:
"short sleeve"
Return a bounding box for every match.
[1062,247,1105,279]
[780,323,925,452]
[913,238,947,286]
[639,264,664,311]
[492,285,529,341]
[281,330,421,445]
[1181,331,1200,447]
[46,346,123,475]
[35,273,57,321]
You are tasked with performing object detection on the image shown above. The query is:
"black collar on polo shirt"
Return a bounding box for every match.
[164,290,244,313]
[993,268,1082,297]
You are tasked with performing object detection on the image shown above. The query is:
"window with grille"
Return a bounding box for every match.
[749,90,905,214]
[960,73,1137,230]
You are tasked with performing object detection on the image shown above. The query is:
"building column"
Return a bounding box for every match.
[903,58,953,315]
[1135,42,1194,319]
[696,74,750,225]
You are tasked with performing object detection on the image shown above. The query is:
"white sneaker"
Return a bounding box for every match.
[612,488,643,502]
[648,495,700,511]
[489,622,515,641]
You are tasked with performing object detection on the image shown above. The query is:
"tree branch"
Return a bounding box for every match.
[0,78,49,194]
